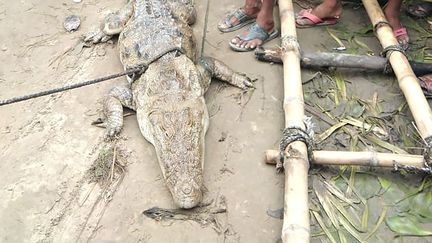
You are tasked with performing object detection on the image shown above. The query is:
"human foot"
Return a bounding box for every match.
[384,8,409,50]
[295,9,339,28]
[295,1,342,27]
[229,23,279,52]
[218,5,260,32]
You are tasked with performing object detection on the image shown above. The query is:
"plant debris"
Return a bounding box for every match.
[87,142,127,188]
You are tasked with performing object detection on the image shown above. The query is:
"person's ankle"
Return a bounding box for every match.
[314,2,342,17]
[243,6,260,16]
[385,13,402,29]
[257,19,274,31]
[322,0,342,10]
[243,2,261,16]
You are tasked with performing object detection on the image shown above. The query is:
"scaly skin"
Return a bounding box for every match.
[85,0,253,208]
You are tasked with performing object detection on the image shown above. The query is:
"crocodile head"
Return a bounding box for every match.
[147,97,208,208]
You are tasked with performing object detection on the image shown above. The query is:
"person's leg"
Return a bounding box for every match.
[384,0,409,49]
[218,0,261,32]
[296,0,342,27]
[230,0,275,50]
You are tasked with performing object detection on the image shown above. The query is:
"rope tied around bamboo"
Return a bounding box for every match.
[278,117,315,172]
[379,44,407,74]
[280,35,300,56]
[392,137,432,174]
[373,20,408,74]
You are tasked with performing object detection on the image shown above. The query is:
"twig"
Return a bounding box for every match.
[110,145,117,182]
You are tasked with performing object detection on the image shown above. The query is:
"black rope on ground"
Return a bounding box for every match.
[0,66,143,107]
[277,121,314,173]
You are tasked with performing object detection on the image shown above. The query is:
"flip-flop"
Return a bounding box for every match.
[419,74,432,95]
[393,27,409,50]
[229,23,279,52]
[295,9,339,28]
[218,8,256,33]
[406,2,432,18]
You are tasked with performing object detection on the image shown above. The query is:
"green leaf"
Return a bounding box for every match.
[314,180,340,229]
[410,192,432,220]
[377,177,392,192]
[338,230,348,243]
[361,202,369,231]
[364,134,407,154]
[339,216,366,243]
[316,121,348,143]
[364,207,387,241]
[328,195,363,232]
[386,215,432,236]
[312,211,338,243]
[354,174,381,200]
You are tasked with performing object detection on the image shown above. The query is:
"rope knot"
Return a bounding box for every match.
[393,136,432,174]
[277,117,314,172]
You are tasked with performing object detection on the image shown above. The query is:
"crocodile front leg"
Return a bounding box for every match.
[197,56,254,90]
[168,0,196,25]
[84,1,134,44]
[102,86,134,138]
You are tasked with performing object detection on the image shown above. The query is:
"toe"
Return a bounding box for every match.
[231,37,240,44]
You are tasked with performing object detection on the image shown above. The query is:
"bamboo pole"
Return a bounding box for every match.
[278,0,310,242]
[362,0,432,139]
[265,149,425,168]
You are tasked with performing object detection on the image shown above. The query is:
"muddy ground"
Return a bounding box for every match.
[0,0,431,242]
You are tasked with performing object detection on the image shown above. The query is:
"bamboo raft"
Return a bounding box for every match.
[272,0,432,242]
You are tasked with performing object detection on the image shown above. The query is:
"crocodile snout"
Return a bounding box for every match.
[172,185,202,209]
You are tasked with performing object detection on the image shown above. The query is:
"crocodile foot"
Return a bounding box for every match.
[91,117,122,140]
[83,26,112,46]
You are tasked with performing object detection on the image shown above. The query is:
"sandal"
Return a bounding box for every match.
[394,27,409,50]
[295,9,339,28]
[406,2,432,18]
[218,8,256,33]
[229,23,279,52]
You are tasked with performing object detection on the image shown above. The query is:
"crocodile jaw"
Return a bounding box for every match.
[147,97,207,208]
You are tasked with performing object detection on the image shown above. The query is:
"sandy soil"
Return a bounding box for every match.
[0,0,429,242]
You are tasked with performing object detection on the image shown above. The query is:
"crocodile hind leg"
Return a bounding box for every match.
[197,56,254,90]
[101,86,135,138]
[84,1,134,44]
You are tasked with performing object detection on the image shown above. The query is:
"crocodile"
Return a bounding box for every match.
[85,0,253,208]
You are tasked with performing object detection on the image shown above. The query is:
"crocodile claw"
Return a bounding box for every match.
[105,126,121,141]
[83,27,112,46]
[243,77,255,89]
[233,73,255,89]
